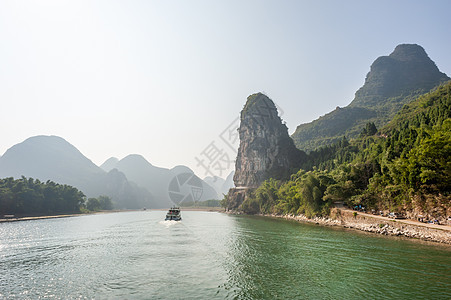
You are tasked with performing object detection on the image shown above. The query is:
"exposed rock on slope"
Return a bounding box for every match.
[233,93,306,188]
[292,44,450,152]
[227,93,306,210]
[351,44,449,107]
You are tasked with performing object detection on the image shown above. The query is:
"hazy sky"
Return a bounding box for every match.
[1,0,450,179]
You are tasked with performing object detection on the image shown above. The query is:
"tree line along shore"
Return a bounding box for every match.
[0,176,114,218]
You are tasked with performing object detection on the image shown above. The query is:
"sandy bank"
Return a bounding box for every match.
[0,214,80,223]
[0,210,135,223]
[153,207,224,212]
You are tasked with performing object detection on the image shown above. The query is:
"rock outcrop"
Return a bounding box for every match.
[227,93,306,210]
[234,93,305,188]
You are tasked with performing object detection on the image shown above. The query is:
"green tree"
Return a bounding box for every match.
[360,122,378,137]
[86,198,101,211]
[98,195,113,210]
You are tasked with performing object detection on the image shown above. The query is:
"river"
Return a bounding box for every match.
[1,211,450,299]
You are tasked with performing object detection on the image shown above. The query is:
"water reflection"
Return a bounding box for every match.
[222,215,451,299]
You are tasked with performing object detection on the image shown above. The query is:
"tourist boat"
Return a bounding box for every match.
[165,206,182,221]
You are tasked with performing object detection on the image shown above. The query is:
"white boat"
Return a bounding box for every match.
[165,207,181,221]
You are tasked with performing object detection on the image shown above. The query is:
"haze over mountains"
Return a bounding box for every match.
[100,154,225,207]
[292,44,450,152]
[0,136,104,196]
[203,171,235,197]
[0,136,232,209]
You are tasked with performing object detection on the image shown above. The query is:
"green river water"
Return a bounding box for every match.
[0,211,450,299]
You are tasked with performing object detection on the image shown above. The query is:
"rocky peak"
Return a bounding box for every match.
[100,157,119,172]
[233,93,305,188]
[352,44,449,106]
[390,44,429,61]
[291,44,449,152]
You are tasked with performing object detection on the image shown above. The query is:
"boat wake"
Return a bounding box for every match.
[159,220,180,227]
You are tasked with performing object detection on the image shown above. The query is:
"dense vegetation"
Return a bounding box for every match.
[291,90,437,152]
[0,176,113,216]
[86,195,113,212]
[241,82,451,220]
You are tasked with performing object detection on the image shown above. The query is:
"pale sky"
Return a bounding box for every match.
[1,0,450,179]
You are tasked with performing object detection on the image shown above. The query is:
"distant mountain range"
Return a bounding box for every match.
[100,154,231,207]
[292,44,450,152]
[0,135,232,209]
[0,136,154,209]
[203,171,235,197]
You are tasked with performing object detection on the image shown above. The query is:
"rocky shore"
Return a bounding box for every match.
[260,208,451,245]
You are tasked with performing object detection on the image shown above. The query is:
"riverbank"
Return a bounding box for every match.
[257,208,451,245]
[150,207,224,212]
[0,214,81,223]
[179,207,224,212]
[0,210,132,223]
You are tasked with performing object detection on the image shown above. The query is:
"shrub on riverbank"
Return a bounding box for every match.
[86,196,113,211]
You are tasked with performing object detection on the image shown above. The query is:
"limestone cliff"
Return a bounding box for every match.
[227,93,305,210]
[233,93,305,188]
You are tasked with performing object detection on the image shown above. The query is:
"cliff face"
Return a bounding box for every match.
[233,93,305,188]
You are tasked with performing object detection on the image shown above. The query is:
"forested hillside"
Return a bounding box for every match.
[239,81,451,221]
